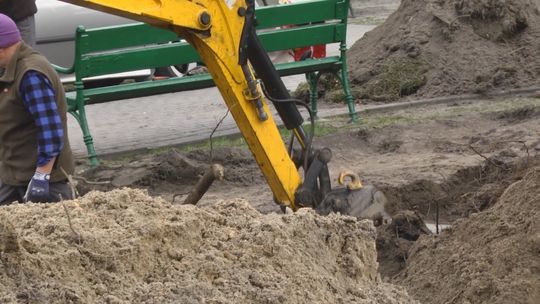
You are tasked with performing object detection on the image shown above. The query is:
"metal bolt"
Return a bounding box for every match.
[199,12,211,27]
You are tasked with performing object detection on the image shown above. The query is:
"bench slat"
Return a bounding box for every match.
[78,24,344,78]
[79,23,179,53]
[79,43,200,79]
[68,57,341,104]
[255,0,348,29]
[67,73,214,104]
[274,56,341,76]
[260,23,346,52]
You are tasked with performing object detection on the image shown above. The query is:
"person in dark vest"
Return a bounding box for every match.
[0,0,37,47]
[0,13,74,204]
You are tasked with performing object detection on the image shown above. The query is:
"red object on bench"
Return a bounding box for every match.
[293,44,327,61]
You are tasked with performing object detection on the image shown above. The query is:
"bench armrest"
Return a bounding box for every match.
[52,64,74,75]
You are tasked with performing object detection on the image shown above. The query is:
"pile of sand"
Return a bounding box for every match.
[347,0,540,101]
[394,166,540,304]
[0,189,416,303]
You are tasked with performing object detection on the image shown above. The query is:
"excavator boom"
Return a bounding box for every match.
[60,0,304,208]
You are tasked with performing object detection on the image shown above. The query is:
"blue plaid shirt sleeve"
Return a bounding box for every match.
[19,70,64,167]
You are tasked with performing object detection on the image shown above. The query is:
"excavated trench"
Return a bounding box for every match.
[375,155,540,304]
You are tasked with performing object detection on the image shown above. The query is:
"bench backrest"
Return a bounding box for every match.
[71,0,350,80]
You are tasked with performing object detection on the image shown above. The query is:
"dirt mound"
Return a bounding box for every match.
[77,148,263,198]
[393,166,540,304]
[0,189,417,303]
[347,0,540,101]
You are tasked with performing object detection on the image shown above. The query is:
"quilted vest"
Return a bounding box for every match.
[0,43,74,185]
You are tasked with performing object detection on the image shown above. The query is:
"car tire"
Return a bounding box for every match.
[83,78,125,89]
[154,64,195,78]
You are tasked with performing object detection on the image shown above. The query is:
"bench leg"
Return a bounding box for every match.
[339,43,358,122]
[69,106,99,167]
[338,68,357,122]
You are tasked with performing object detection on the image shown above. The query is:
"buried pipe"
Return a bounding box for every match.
[183,164,225,205]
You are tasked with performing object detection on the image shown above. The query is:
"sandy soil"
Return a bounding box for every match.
[0,192,417,303]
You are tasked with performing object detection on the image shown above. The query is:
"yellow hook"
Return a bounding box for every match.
[338,170,363,190]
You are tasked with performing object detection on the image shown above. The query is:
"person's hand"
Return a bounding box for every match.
[186,66,208,76]
[24,172,51,202]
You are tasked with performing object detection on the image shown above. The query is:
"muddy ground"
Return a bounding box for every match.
[63,96,540,303]
[76,97,540,215]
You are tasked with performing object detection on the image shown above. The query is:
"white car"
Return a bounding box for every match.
[35,0,131,66]
[34,0,192,81]
[34,0,274,83]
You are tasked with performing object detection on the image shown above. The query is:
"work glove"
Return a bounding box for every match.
[24,172,51,203]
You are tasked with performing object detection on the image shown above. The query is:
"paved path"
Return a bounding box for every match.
[66,24,376,158]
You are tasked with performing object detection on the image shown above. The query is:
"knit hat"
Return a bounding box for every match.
[0,13,21,48]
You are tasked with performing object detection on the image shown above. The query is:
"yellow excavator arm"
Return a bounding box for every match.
[61,0,303,208]
[59,0,390,221]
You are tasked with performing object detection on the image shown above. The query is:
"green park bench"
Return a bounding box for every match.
[54,0,356,166]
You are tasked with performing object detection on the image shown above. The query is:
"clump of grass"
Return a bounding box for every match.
[179,136,247,152]
[324,89,346,103]
[293,73,342,103]
[356,56,428,102]
[292,82,311,103]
